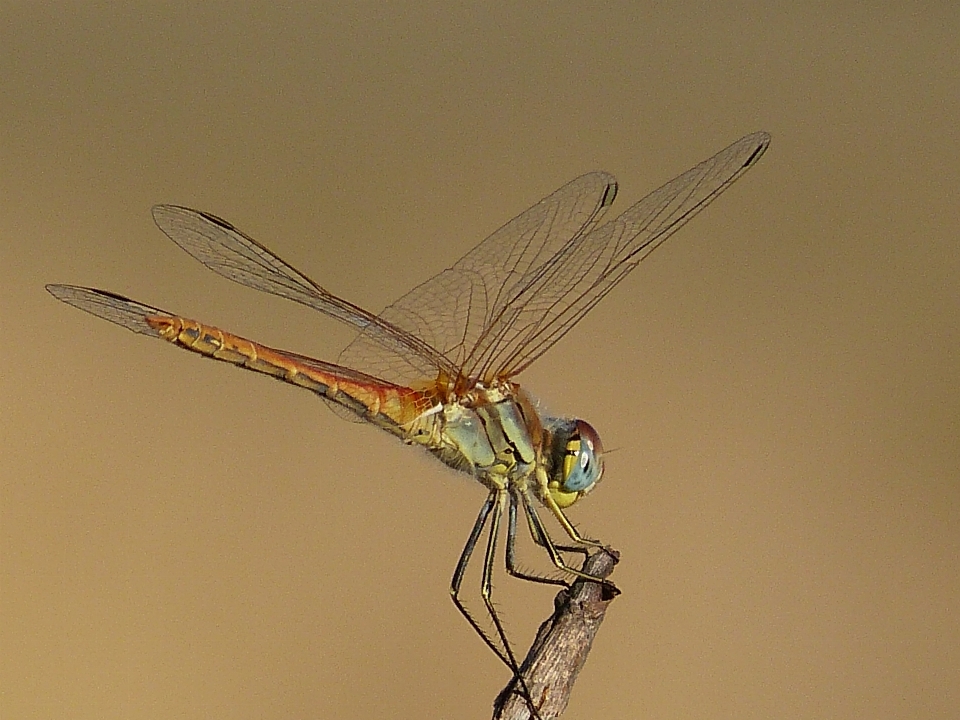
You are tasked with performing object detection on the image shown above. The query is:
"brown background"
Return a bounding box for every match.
[2,3,958,719]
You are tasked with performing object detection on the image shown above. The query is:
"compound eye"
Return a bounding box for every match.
[561,420,604,494]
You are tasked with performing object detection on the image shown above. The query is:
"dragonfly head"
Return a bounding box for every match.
[547,419,604,509]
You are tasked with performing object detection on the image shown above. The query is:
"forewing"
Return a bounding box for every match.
[150,205,455,379]
[467,131,771,379]
[338,171,619,385]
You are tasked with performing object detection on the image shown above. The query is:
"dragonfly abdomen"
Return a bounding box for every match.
[146,316,430,432]
[148,316,288,375]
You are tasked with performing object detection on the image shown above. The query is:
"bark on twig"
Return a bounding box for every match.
[493,549,620,720]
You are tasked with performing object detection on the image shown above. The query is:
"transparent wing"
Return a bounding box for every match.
[150,204,457,380]
[470,131,771,379]
[46,284,176,336]
[339,171,620,385]
[343,132,769,385]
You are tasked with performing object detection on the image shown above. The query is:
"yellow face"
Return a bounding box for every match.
[548,420,604,509]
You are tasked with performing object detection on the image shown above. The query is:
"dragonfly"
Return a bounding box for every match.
[48,131,769,714]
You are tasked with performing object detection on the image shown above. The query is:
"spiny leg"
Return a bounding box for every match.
[520,490,592,557]
[450,493,510,666]
[480,492,546,718]
[521,490,619,593]
[540,489,607,549]
[504,491,570,588]
[450,492,543,719]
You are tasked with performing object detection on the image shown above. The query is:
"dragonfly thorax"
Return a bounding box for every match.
[417,383,604,511]
[427,384,539,485]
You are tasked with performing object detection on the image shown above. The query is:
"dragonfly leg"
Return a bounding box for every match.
[450,493,511,665]
[450,491,543,719]
[504,491,573,587]
[521,490,619,593]
[481,492,545,718]
[520,492,591,558]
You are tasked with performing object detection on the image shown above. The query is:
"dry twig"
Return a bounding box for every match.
[493,549,620,720]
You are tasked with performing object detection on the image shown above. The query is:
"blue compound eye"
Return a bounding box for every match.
[561,420,604,493]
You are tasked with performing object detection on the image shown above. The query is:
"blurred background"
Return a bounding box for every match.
[2,3,958,719]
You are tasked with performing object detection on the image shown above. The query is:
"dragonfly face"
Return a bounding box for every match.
[550,418,604,506]
[47,130,770,714]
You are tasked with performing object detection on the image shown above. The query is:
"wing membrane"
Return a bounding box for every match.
[46,284,175,336]
[52,132,768,392]
[341,132,768,384]
[472,131,771,378]
[338,171,619,384]
[150,205,456,379]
